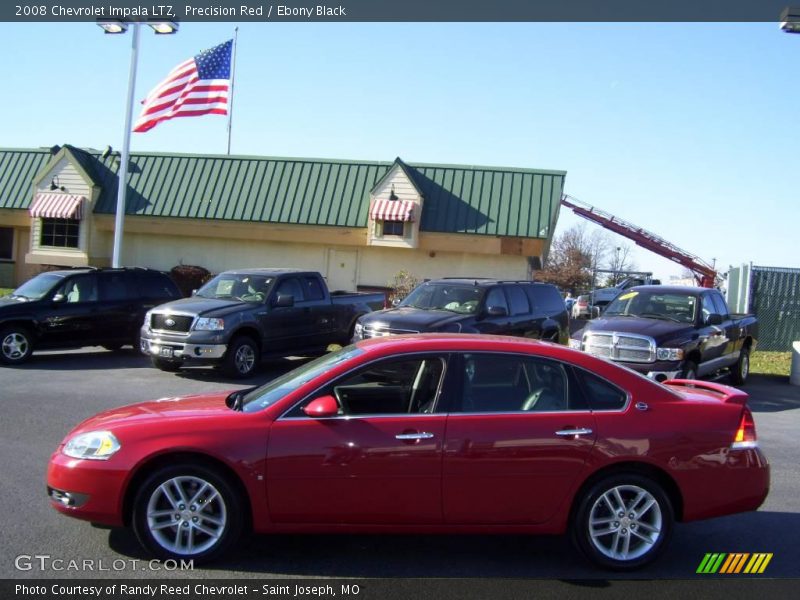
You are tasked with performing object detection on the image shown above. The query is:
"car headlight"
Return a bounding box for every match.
[656,347,684,361]
[194,317,225,331]
[354,322,363,338]
[63,431,121,460]
[568,338,582,350]
[143,310,153,329]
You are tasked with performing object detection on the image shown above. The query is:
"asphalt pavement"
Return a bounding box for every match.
[1,347,799,581]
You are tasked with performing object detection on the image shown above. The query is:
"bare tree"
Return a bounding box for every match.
[536,224,612,293]
[602,244,637,286]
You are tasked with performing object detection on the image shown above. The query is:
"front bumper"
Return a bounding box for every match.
[140,331,227,361]
[46,450,127,526]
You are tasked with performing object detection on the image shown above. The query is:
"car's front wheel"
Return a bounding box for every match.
[0,325,34,365]
[132,464,244,562]
[572,473,674,570]
[223,336,259,378]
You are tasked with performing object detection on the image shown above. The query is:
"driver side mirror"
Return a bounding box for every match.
[706,313,723,326]
[273,293,294,308]
[303,395,339,418]
[52,293,66,304]
[486,305,508,317]
[391,298,401,307]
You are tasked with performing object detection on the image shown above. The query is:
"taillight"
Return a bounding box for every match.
[732,408,758,449]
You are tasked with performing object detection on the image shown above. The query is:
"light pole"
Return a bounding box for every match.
[614,246,622,285]
[97,20,178,268]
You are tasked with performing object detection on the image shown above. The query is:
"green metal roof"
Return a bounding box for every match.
[0,148,51,210]
[0,147,566,238]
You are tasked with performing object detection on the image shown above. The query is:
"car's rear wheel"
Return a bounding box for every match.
[0,325,34,365]
[572,474,673,570]
[223,336,259,378]
[132,464,243,562]
[151,357,181,372]
[730,347,750,385]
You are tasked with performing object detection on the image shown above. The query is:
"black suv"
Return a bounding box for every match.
[0,267,181,365]
[354,278,569,343]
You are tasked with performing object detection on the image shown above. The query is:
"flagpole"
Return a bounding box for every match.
[226,27,239,155]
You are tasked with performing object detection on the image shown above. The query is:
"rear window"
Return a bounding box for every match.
[137,272,180,299]
[526,284,566,313]
[505,286,531,316]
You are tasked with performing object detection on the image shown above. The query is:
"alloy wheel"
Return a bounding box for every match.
[2,332,29,361]
[234,344,256,375]
[587,484,663,561]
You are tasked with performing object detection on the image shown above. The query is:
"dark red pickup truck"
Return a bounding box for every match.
[569,285,758,384]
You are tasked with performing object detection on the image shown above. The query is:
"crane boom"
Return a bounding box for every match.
[560,194,718,288]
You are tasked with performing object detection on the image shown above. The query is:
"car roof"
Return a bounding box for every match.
[631,285,710,294]
[422,278,547,287]
[38,267,163,277]
[222,268,309,276]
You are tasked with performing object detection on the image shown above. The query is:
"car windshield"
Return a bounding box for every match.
[604,290,697,324]
[10,273,64,301]
[196,274,274,302]
[241,346,364,412]
[400,283,485,314]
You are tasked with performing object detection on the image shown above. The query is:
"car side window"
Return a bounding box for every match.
[574,369,628,411]
[701,294,717,324]
[456,353,579,413]
[485,288,508,314]
[99,272,132,301]
[289,356,446,417]
[138,272,180,299]
[304,277,325,301]
[57,274,98,303]
[275,277,304,302]
[505,286,530,316]
[711,292,728,318]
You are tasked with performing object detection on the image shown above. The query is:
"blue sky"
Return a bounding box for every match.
[3,22,797,282]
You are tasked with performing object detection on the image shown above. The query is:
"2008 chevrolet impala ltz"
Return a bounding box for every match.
[47,334,769,569]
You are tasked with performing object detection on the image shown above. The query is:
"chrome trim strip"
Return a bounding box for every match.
[555,428,593,436]
[395,432,435,440]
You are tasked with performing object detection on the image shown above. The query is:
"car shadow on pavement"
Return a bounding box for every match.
[9,348,151,370]
[105,510,800,578]
[744,374,800,413]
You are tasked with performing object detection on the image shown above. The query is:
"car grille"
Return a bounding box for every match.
[151,313,194,334]
[362,325,420,339]
[582,332,656,363]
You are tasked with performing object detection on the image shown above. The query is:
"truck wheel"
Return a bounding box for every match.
[0,325,34,365]
[680,361,698,380]
[223,336,260,378]
[132,463,243,562]
[730,347,750,386]
[571,473,673,570]
[152,357,181,372]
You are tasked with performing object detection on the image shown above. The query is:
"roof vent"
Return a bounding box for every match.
[49,145,61,155]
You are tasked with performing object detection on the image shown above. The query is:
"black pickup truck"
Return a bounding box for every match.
[353,278,569,344]
[569,285,758,384]
[140,269,384,377]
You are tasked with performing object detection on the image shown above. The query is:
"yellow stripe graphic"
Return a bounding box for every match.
[758,554,773,574]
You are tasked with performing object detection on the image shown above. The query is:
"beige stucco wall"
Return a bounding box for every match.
[121,231,529,288]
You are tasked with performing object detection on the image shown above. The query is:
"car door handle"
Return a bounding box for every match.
[555,428,593,437]
[395,432,435,440]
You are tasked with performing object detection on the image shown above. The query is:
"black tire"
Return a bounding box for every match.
[571,473,674,570]
[151,357,181,372]
[223,335,260,378]
[680,360,698,380]
[730,347,750,386]
[0,325,34,365]
[132,463,243,563]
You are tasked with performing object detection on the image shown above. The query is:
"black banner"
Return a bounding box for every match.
[2,1,798,23]
[4,579,800,600]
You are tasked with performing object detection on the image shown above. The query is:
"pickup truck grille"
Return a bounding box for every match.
[151,313,194,334]
[363,325,420,339]
[582,332,656,363]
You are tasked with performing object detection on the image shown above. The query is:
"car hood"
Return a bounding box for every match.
[576,316,696,344]
[0,296,41,312]
[152,296,259,318]
[67,391,235,436]
[361,306,470,331]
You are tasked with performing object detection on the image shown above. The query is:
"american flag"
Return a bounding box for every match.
[133,40,233,133]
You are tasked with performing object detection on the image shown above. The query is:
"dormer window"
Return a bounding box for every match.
[382,220,405,236]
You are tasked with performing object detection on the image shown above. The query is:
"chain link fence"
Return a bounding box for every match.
[727,265,800,352]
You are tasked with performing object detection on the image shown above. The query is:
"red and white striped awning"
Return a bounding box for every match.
[28,193,85,220]
[369,199,415,222]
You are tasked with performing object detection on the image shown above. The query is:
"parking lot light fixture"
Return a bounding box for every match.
[149,21,179,35]
[97,20,128,34]
[780,7,800,33]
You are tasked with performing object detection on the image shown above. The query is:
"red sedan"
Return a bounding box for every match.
[47,334,768,570]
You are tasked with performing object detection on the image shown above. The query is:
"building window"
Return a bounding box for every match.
[40,218,80,249]
[382,220,405,236]
[0,227,12,260]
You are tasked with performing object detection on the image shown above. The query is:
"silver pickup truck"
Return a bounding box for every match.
[140,268,385,378]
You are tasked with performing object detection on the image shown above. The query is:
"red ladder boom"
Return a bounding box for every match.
[560,194,718,288]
